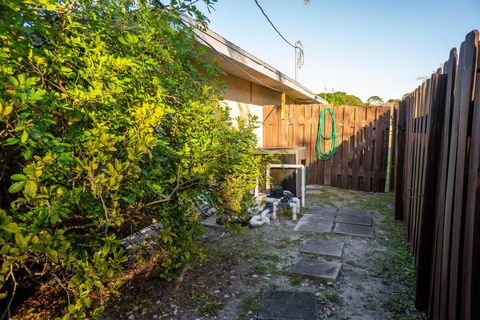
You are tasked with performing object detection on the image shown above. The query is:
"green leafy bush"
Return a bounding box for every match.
[0,0,261,318]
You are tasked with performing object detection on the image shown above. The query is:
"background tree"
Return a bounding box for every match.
[318,91,365,106]
[366,95,384,106]
[387,98,400,104]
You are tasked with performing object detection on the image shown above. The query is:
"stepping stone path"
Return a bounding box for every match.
[293,220,332,233]
[258,291,319,320]
[259,207,375,318]
[334,222,375,238]
[301,239,344,257]
[335,214,372,226]
[289,258,342,281]
[293,213,334,232]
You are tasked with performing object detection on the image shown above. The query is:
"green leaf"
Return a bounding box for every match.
[46,249,58,263]
[11,174,26,181]
[8,76,18,86]
[24,180,37,197]
[15,233,27,250]
[8,181,25,193]
[20,130,28,143]
[0,222,20,234]
[50,213,59,224]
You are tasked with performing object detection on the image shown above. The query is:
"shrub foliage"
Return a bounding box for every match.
[0,0,260,318]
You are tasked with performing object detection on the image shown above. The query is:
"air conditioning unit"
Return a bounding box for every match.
[259,147,306,198]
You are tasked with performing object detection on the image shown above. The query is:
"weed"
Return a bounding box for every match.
[191,293,221,316]
[198,301,221,316]
[324,289,341,304]
[289,275,303,286]
[253,262,276,274]
[237,294,261,320]
[364,301,377,310]
[345,259,356,266]
[382,287,417,319]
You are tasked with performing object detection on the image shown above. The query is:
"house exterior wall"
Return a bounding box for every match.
[219,73,299,147]
[222,100,263,147]
[218,73,297,105]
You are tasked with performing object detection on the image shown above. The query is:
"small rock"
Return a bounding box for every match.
[315,292,321,297]
[128,315,135,320]
[224,294,230,298]
[252,274,258,278]
[214,290,221,294]
[153,315,158,319]
[326,281,336,287]
[133,306,139,312]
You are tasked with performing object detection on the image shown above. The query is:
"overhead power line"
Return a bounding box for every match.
[253,0,296,49]
[253,0,305,81]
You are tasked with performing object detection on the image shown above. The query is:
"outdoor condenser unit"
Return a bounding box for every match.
[260,147,306,198]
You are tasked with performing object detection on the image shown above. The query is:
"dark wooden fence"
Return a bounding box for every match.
[395,30,479,319]
[263,104,395,192]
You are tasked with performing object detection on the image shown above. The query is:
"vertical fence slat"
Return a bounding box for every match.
[396,30,480,319]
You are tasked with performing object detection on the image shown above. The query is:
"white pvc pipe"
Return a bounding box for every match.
[289,202,297,220]
[267,164,306,207]
[292,197,301,210]
[265,197,280,220]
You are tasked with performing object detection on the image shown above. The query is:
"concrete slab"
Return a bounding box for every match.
[337,208,372,219]
[258,291,318,320]
[301,214,335,223]
[335,214,372,226]
[334,223,375,238]
[301,239,344,257]
[306,207,338,218]
[289,259,342,281]
[294,220,333,233]
[200,216,222,229]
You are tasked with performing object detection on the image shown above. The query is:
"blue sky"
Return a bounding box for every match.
[198,0,480,102]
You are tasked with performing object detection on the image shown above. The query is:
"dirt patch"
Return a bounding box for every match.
[100,185,425,320]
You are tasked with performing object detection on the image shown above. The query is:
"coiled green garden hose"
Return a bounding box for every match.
[307,107,338,176]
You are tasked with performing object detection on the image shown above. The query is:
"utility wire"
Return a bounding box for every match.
[253,0,296,49]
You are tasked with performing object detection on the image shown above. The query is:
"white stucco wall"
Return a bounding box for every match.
[222,100,263,147]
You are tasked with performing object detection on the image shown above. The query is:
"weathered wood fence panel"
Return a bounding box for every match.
[395,30,480,319]
[263,104,394,192]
